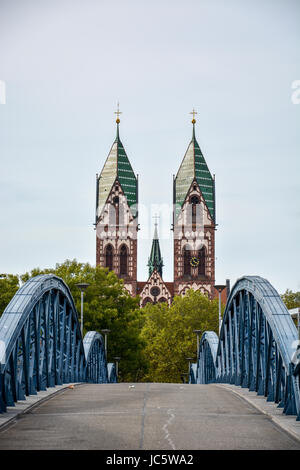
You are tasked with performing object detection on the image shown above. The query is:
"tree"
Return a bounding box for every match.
[0,274,20,317]
[281,289,300,310]
[140,289,221,383]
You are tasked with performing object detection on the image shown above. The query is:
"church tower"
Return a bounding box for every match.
[95,106,138,296]
[173,110,216,298]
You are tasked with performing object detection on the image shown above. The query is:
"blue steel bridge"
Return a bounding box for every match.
[0,273,300,450]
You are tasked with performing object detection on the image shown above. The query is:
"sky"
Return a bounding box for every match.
[0,0,299,295]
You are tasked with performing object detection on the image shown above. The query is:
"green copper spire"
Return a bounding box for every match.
[147,221,164,277]
[174,110,215,221]
[96,105,137,219]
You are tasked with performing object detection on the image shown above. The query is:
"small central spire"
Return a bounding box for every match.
[148,219,163,277]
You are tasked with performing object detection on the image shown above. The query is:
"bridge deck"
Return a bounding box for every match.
[0,383,299,450]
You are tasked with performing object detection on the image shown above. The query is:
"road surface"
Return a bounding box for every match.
[0,382,299,450]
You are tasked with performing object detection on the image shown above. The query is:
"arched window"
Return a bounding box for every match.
[142,297,152,307]
[113,196,119,226]
[109,202,117,227]
[198,246,206,276]
[190,195,200,231]
[119,244,128,275]
[183,245,191,276]
[105,244,113,271]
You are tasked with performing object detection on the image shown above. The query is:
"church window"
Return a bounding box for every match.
[190,196,200,231]
[198,246,206,276]
[142,297,152,307]
[109,204,117,227]
[183,245,191,276]
[120,244,128,275]
[150,286,160,297]
[105,244,113,271]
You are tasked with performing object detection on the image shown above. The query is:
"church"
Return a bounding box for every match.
[95,107,225,307]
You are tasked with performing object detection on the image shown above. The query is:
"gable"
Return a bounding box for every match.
[139,269,173,306]
[176,179,214,227]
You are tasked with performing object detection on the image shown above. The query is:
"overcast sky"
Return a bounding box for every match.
[0,0,299,294]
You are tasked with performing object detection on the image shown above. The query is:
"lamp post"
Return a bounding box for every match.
[181,372,189,384]
[193,329,202,362]
[113,356,121,379]
[75,282,90,336]
[101,329,111,359]
[214,284,226,335]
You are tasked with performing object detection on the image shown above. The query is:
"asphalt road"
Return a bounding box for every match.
[0,382,299,450]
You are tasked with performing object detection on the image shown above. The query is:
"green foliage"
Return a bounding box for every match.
[140,289,221,383]
[0,274,20,316]
[281,289,300,310]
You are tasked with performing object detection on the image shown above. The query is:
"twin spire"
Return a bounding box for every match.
[97,105,214,279]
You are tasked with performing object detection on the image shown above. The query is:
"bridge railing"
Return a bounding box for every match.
[196,276,300,420]
[0,274,114,413]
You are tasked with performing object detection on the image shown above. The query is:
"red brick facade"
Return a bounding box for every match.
[173,179,216,299]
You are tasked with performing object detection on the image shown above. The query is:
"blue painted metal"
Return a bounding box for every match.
[0,274,112,413]
[189,363,197,384]
[83,331,108,383]
[107,363,117,383]
[197,331,219,384]
[197,276,300,419]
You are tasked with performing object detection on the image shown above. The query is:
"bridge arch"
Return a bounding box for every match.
[198,331,219,384]
[0,274,109,412]
[197,276,300,418]
[83,331,108,383]
[107,363,117,383]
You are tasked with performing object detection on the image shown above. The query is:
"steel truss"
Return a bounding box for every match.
[196,276,300,420]
[84,331,108,383]
[0,274,111,413]
[107,363,117,383]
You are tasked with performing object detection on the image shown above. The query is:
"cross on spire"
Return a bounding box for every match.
[190,108,197,124]
[114,102,122,124]
[152,214,160,227]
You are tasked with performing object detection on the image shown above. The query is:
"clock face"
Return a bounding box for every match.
[190,257,199,267]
